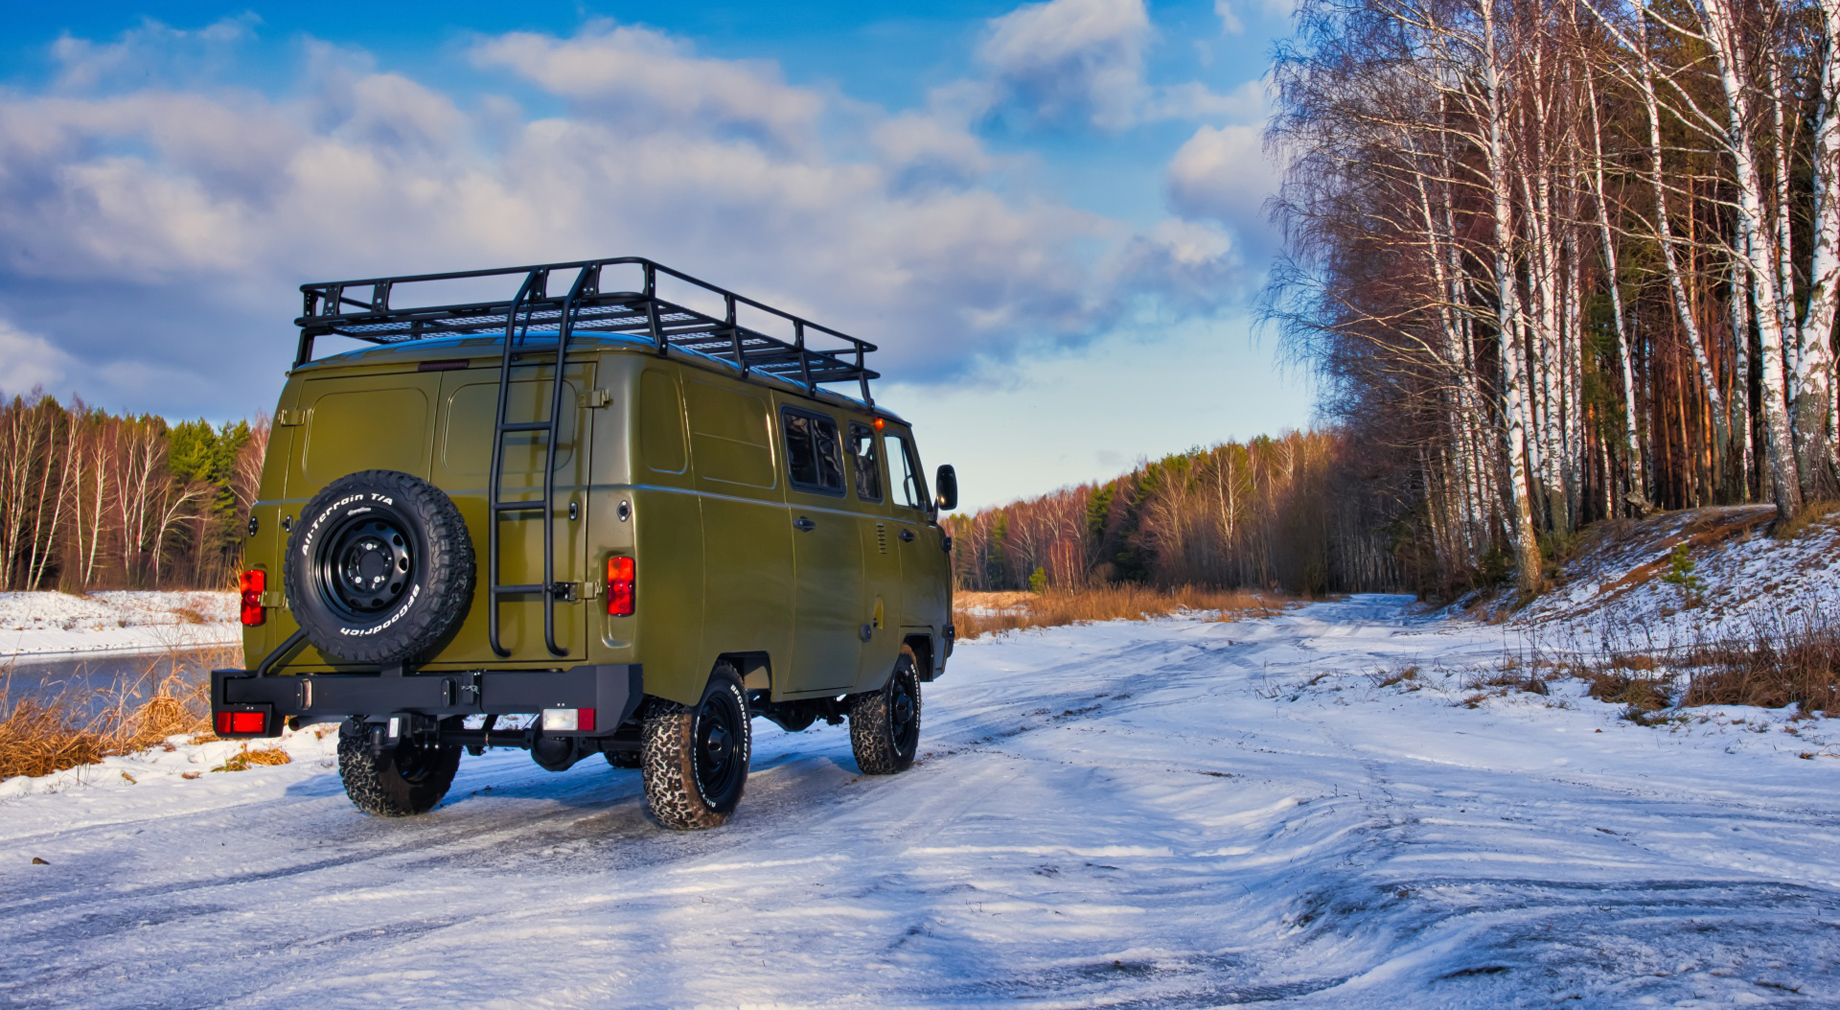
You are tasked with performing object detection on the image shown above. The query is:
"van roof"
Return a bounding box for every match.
[292,257,887,409]
[300,330,912,425]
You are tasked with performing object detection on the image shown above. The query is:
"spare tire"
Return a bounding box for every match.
[285,470,474,666]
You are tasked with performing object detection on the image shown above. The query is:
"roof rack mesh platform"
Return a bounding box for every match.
[295,257,879,405]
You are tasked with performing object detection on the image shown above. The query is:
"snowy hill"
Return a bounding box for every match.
[1490,505,1840,650]
[4,595,1837,1007]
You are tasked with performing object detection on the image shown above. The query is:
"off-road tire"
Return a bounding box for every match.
[849,647,921,774]
[285,469,474,666]
[605,749,642,769]
[337,724,462,816]
[641,667,750,830]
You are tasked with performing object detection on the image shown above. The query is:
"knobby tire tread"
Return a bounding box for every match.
[850,649,921,775]
[337,730,462,816]
[641,667,749,830]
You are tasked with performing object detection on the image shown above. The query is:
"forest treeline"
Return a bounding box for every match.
[946,431,1401,594]
[960,0,1840,600]
[0,390,268,591]
[1267,0,1840,594]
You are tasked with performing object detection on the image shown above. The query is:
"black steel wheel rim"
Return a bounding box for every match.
[889,670,918,758]
[393,741,441,784]
[693,693,743,801]
[314,512,417,622]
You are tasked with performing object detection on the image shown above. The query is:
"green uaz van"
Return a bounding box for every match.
[212,258,957,829]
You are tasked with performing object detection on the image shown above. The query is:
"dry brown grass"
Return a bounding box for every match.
[1556,613,1840,721]
[0,643,233,782]
[953,585,1290,640]
[211,744,291,772]
[1770,498,1840,541]
[1679,625,1840,712]
[1585,670,1672,713]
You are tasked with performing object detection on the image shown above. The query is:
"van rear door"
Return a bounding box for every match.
[429,360,596,664]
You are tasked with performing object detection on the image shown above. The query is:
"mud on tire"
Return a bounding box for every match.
[285,469,474,666]
[640,666,750,830]
[337,723,462,816]
[849,647,921,775]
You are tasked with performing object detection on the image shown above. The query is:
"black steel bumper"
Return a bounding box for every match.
[212,663,643,739]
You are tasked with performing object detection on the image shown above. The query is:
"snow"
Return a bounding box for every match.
[0,591,239,660]
[1510,506,1840,649]
[7,594,1840,1008]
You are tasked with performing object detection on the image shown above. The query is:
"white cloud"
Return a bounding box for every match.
[870,112,999,191]
[1111,218,1244,307]
[1146,79,1268,123]
[470,23,824,153]
[1166,123,1282,255]
[976,0,1152,130]
[1214,0,1247,35]
[0,321,76,395]
[50,15,259,93]
[968,0,1264,130]
[0,19,1246,416]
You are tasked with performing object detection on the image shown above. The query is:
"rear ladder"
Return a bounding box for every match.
[487,266,598,657]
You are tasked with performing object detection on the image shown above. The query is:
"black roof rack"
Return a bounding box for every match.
[295,257,879,406]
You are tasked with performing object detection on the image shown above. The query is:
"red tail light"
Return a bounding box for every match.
[239,570,266,626]
[215,710,267,735]
[607,556,635,617]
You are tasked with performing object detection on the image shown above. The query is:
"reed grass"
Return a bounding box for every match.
[0,643,235,781]
[953,585,1289,640]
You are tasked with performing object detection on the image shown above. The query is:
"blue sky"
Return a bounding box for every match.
[0,0,1308,508]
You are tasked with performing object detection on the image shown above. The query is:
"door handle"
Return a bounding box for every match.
[898,529,916,542]
[793,516,817,532]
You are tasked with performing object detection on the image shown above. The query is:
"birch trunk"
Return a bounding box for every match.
[1701,0,1802,517]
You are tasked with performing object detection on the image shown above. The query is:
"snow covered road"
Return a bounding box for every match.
[5,595,1839,1008]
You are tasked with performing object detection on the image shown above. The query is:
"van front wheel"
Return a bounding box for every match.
[850,648,921,774]
[641,667,751,830]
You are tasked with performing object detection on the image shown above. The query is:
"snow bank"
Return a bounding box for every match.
[1500,505,1840,650]
[0,590,239,660]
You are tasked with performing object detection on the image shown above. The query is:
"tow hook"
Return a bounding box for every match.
[367,713,428,757]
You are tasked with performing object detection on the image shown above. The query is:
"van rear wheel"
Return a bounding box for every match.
[849,647,921,774]
[336,722,461,816]
[640,666,751,830]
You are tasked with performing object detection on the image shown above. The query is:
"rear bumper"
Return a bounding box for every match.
[212,664,643,739]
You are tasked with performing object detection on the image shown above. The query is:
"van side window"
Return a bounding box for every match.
[887,431,927,510]
[782,408,845,495]
[848,424,883,502]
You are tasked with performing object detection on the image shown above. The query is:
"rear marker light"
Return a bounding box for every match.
[607,556,635,617]
[216,710,267,735]
[542,708,595,732]
[239,570,266,626]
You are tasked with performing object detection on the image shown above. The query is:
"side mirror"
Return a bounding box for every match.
[934,464,958,512]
